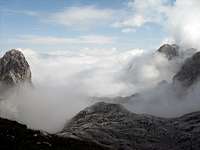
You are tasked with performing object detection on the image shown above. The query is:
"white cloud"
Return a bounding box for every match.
[113,0,170,32]
[48,6,114,28]
[167,0,200,48]
[160,37,175,45]
[18,47,144,97]
[1,9,39,16]
[113,14,146,29]
[14,35,115,45]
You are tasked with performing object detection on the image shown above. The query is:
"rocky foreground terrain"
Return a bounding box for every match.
[0,117,109,150]
[1,46,200,150]
[0,102,200,150]
[60,102,200,150]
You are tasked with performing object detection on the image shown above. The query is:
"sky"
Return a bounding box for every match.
[0,0,175,52]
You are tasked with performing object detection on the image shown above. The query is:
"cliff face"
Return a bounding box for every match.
[173,51,200,88]
[60,102,200,150]
[0,49,31,85]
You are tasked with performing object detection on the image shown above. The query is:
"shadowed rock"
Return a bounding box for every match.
[157,44,179,60]
[173,51,200,88]
[0,117,110,150]
[0,49,31,85]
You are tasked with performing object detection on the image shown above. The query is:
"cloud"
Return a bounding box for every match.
[113,0,170,32]
[0,47,145,132]
[0,9,39,16]
[119,50,183,93]
[167,0,200,48]
[19,47,144,97]
[113,14,146,30]
[48,6,114,28]
[0,45,198,132]
[14,34,115,45]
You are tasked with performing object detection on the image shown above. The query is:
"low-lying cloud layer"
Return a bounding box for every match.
[0,44,199,133]
[0,48,146,132]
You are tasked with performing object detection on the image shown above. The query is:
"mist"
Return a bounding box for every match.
[167,0,200,49]
[0,47,145,133]
[0,44,197,133]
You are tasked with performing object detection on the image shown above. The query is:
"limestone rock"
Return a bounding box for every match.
[0,49,31,85]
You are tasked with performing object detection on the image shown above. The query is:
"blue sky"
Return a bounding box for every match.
[0,0,175,52]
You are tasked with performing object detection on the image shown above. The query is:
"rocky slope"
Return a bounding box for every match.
[0,101,200,150]
[0,117,110,150]
[60,102,200,150]
[173,51,200,88]
[0,49,31,85]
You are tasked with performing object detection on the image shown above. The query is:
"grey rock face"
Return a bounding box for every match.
[157,44,179,60]
[173,51,200,87]
[60,102,200,150]
[0,49,31,85]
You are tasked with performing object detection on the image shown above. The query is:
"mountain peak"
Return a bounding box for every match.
[0,49,32,85]
[157,44,179,60]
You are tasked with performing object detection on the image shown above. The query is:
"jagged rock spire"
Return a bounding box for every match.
[0,49,31,85]
[157,44,179,60]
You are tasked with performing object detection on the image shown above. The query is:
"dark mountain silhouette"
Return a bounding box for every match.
[0,117,110,150]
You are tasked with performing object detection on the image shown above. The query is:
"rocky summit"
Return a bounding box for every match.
[60,102,200,150]
[157,44,179,60]
[173,51,200,88]
[0,49,31,85]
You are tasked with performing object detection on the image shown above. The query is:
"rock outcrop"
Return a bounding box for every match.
[0,117,110,150]
[173,51,200,87]
[0,49,31,85]
[60,102,200,150]
[157,44,179,60]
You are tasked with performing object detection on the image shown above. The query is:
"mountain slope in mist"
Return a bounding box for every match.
[173,51,200,87]
[93,44,200,117]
